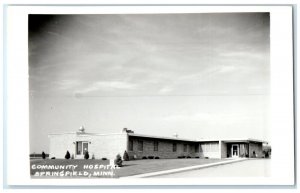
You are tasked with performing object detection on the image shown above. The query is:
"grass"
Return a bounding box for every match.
[30,158,225,178]
[114,158,223,177]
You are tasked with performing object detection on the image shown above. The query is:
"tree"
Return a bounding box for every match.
[114,154,122,167]
[123,150,129,161]
[84,151,89,159]
[42,151,46,159]
[65,151,71,159]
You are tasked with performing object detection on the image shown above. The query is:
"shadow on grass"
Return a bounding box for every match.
[120,164,137,167]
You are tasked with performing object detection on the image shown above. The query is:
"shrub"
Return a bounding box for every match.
[154,156,159,159]
[51,157,56,159]
[65,151,71,159]
[177,156,183,159]
[102,157,107,160]
[114,154,122,167]
[84,151,89,159]
[123,150,129,161]
[42,151,46,159]
[142,156,147,159]
[204,157,209,159]
[195,156,199,158]
[187,156,191,158]
[148,156,154,159]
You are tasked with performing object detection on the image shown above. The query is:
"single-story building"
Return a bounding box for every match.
[48,127,267,159]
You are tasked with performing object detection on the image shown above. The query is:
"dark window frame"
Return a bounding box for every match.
[138,140,143,151]
[173,143,177,152]
[154,141,159,151]
[184,144,188,152]
[128,139,133,151]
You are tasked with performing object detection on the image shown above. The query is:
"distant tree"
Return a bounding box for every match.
[114,154,122,167]
[123,150,129,161]
[65,151,71,159]
[84,151,89,159]
[42,151,46,159]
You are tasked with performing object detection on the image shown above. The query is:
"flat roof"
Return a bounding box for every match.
[48,131,267,144]
[128,133,197,142]
[197,138,267,143]
[128,133,267,143]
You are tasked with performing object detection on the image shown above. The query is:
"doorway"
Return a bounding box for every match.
[76,141,89,158]
[231,144,239,158]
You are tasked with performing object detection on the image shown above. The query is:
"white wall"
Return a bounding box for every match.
[48,133,128,159]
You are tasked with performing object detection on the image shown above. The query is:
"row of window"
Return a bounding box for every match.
[128,140,199,152]
[200,142,219,152]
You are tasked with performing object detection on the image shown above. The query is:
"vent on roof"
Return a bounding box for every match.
[78,125,85,133]
[122,128,134,133]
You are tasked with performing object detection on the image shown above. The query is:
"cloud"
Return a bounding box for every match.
[163,112,254,123]
[158,86,174,94]
[75,80,137,94]
[55,79,81,90]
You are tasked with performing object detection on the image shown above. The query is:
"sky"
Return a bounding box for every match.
[29,13,270,153]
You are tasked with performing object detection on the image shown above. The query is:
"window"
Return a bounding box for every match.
[154,141,158,151]
[173,143,177,152]
[76,141,88,155]
[138,140,143,151]
[129,140,133,151]
[184,144,187,152]
[76,141,82,155]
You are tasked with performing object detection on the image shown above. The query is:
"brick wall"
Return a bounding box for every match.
[127,136,199,159]
[49,134,76,159]
[220,141,227,158]
[49,133,128,159]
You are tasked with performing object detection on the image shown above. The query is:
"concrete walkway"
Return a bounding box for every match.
[155,158,271,178]
[122,158,247,178]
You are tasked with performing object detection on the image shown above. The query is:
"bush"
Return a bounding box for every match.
[187,156,191,158]
[148,156,154,159]
[142,156,148,159]
[154,156,159,159]
[65,151,71,159]
[101,157,107,160]
[114,154,122,167]
[42,151,46,159]
[123,150,129,161]
[177,156,183,159]
[84,151,89,159]
[195,156,199,158]
[51,157,56,159]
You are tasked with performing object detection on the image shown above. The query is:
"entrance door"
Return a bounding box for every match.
[232,144,239,158]
[82,142,88,154]
[76,141,89,158]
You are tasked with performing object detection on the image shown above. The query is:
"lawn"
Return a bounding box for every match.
[30,158,224,178]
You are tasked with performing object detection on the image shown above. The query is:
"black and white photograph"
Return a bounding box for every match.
[28,12,272,178]
[4,4,295,187]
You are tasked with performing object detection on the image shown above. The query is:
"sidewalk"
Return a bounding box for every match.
[122,158,248,178]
